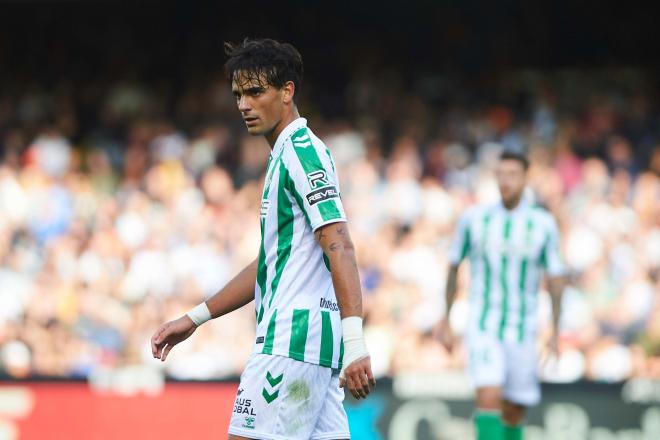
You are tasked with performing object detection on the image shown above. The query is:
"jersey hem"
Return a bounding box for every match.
[254,349,340,370]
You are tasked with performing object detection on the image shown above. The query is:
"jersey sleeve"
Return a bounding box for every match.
[282,132,347,231]
[447,210,472,266]
[541,215,565,277]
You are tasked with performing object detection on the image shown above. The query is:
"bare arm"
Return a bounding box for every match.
[205,257,258,319]
[436,264,460,352]
[444,265,459,320]
[314,222,362,318]
[315,221,375,399]
[547,275,566,351]
[151,257,257,361]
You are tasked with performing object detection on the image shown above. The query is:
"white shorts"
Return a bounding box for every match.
[228,353,350,440]
[467,330,540,406]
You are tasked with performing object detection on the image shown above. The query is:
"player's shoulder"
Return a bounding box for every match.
[282,124,326,158]
[527,203,558,229]
[459,203,492,224]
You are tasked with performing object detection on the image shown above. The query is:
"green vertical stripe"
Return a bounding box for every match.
[518,217,534,342]
[268,162,295,307]
[256,154,280,322]
[256,218,267,323]
[319,311,334,367]
[263,310,277,355]
[478,214,492,331]
[289,309,309,361]
[338,337,344,369]
[498,216,513,340]
[539,232,550,268]
[290,127,342,222]
[460,224,471,261]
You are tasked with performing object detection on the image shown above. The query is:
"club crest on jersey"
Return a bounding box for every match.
[307,170,329,189]
[260,200,270,218]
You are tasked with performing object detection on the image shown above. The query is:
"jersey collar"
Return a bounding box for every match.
[271,117,308,157]
[499,196,528,215]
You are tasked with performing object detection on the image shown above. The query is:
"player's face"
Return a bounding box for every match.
[496,159,527,205]
[232,72,286,137]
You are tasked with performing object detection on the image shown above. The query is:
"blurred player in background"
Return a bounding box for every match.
[151,39,375,440]
[438,151,567,440]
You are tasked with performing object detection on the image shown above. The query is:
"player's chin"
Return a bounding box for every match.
[246,125,265,136]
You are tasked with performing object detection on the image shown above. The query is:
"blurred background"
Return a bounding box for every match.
[0,2,659,439]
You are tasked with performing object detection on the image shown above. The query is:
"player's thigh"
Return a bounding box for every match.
[502,341,540,407]
[475,386,502,410]
[310,371,351,440]
[228,354,332,439]
[467,331,506,390]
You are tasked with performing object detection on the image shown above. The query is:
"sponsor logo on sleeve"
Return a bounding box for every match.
[307,170,329,189]
[306,186,339,205]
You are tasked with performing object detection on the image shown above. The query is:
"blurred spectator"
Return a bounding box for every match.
[0,68,659,384]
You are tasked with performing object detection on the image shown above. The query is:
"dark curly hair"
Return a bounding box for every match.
[224,38,303,100]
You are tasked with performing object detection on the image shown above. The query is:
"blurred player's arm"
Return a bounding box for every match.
[151,257,257,361]
[544,215,568,357]
[546,275,567,356]
[437,263,460,352]
[315,221,376,400]
[437,211,471,352]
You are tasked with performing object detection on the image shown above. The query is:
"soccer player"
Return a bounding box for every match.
[150,39,375,440]
[438,151,566,440]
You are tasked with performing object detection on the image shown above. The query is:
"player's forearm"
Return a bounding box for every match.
[327,244,363,319]
[315,223,363,318]
[203,258,258,319]
[444,265,459,319]
[547,276,566,334]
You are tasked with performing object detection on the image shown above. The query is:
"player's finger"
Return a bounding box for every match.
[366,364,376,388]
[358,369,370,396]
[339,375,346,388]
[350,371,367,399]
[151,328,164,357]
[346,374,360,399]
[161,343,172,361]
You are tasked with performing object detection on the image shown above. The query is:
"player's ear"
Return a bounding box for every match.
[282,81,295,105]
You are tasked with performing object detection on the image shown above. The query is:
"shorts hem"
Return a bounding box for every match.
[311,432,351,440]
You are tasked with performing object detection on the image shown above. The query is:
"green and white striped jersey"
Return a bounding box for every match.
[449,200,565,342]
[253,118,345,369]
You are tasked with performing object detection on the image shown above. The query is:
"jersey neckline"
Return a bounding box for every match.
[271,117,308,158]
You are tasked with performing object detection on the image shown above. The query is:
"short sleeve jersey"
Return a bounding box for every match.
[253,117,346,369]
[448,200,565,341]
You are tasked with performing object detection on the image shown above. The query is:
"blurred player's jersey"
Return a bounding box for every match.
[448,200,564,342]
[253,118,346,369]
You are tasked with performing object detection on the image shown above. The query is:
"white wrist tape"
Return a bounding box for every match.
[186,302,212,327]
[340,317,369,378]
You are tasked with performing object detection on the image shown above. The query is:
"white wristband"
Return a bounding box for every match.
[186,302,212,327]
[340,316,369,377]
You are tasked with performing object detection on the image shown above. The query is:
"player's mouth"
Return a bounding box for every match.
[244,116,259,127]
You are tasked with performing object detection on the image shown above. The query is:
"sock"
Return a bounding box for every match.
[474,410,503,440]
[504,424,523,440]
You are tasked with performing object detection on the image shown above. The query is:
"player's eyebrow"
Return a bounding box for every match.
[245,86,266,95]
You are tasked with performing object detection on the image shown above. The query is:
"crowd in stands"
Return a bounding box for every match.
[0,68,658,382]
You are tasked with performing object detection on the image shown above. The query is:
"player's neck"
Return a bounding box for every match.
[503,194,522,211]
[265,107,300,149]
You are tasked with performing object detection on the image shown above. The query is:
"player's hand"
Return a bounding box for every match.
[339,356,376,400]
[150,315,198,362]
[434,317,455,353]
